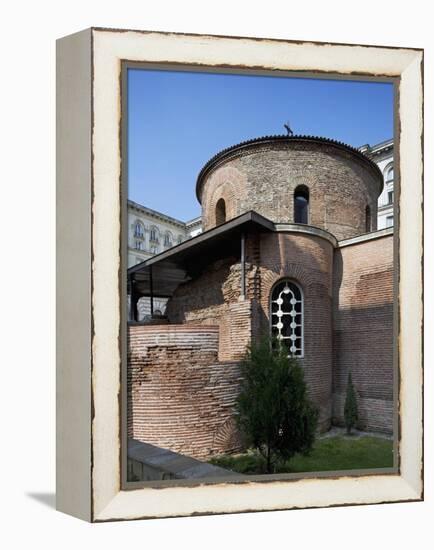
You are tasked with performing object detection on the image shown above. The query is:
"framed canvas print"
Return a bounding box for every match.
[56,27,423,522]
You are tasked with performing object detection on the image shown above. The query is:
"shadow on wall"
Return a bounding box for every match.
[332,247,394,434]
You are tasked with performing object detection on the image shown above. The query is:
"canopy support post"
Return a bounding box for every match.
[241,232,246,299]
[129,275,138,322]
[149,266,154,317]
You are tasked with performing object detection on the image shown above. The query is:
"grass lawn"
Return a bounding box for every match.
[209,436,394,474]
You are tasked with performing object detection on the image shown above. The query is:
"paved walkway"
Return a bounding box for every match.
[319,426,393,440]
[128,439,244,480]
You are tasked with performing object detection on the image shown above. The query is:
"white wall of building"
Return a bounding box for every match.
[360,139,394,231]
[127,201,203,268]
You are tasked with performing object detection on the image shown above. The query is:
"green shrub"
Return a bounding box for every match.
[236,337,318,473]
[344,372,358,434]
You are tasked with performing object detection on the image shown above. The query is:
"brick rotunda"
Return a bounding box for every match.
[127,135,395,460]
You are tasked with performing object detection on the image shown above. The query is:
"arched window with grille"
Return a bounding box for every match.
[270,279,304,357]
[294,185,309,224]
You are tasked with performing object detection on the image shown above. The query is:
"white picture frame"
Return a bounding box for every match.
[56,27,423,522]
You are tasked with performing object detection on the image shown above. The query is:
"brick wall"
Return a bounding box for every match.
[129,229,394,460]
[127,324,244,459]
[200,141,381,240]
[201,164,247,229]
[256,232,335,430]
[165,231,335,430]
[332,234,394,433]
[165,256,253,361]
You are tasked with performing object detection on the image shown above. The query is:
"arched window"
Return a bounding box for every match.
[294,185,309,224]
[270,279,304,357]
[365,205,371,232]
[134,221,144,238]
[385,164,394,184]
[215,198,226,226]
[164,231,173,247]
[149,226,159,243]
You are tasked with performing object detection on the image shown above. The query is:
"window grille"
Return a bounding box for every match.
[270,280,304,357]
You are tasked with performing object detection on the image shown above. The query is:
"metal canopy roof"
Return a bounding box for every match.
[128,211,274,298]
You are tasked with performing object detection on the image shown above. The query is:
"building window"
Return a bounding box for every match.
[270,279,304,357]
[164,232,173,247]
[294,185,309,224]
[365,205,371,232]
[134,221,144,238]
[387,190,394,205]
[215,198,226,226]
[386,215,394,228]
[135,240,143,250]
[150,245,158,255]
[149,227,158,243]
[385,165,394,183]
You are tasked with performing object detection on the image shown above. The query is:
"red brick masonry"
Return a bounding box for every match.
[128,324,244,459]
[128,231,394,459]
[332,233,394,432]
[128,137,394,459]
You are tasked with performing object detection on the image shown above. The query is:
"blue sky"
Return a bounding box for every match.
[128,68,394,221]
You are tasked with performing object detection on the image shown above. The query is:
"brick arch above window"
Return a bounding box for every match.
[201,164,247,230]
[260,262,318,296]
[208,182,237,228]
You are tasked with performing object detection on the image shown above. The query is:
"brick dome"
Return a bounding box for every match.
[196,135,383,240]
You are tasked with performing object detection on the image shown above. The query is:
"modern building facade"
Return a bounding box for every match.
[127,135,395,460]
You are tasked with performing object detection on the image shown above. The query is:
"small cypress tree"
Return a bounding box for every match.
[344,372,358,434]
[236,337,318,473]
